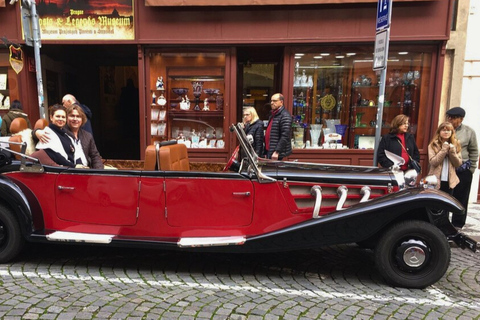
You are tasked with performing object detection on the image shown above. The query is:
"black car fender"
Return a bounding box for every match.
[0,176,35,238]
[242,188,463,252]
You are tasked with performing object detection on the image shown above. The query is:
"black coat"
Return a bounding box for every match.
[377,132,420,169]
[245,120,265,156]
[266,106,292,159]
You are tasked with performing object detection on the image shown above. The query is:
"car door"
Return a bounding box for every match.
[55,171,140,226]
[165,175,254,227]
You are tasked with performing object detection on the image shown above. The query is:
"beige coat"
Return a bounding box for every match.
[428,141,463,189]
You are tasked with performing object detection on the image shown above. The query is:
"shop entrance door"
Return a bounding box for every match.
[236,46,283,125]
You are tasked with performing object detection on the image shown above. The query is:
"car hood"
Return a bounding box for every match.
[257,160,397,186]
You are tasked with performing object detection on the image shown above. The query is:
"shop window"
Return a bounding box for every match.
[290,46,431,150]
[147,51,226,149]
[0,53,21,118]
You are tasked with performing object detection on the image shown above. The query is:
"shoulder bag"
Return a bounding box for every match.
[397,140,421,173]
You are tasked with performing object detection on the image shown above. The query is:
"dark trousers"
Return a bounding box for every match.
[440,181,453,195]
[452,170,473,227]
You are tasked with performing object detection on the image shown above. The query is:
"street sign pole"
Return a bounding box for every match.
[20,0,45,119]
[373,29,390,166]
[372,0,392,166]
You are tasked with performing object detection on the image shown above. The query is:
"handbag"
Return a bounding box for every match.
[397,141,421,173]
[456,159,471,173]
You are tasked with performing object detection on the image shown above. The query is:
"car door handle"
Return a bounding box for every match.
[232,192,251,197]
[58,186,75,191]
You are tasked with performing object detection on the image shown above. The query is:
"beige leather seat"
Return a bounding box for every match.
[144,145,157,170]
[9,117,28,135]
[34,118,49,130]
[159,143,190,171]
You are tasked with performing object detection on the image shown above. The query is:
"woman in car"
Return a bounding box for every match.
[32,104,76,167]
[64,104,103,169]
[33,104,103,169]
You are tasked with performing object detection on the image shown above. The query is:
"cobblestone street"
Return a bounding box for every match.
[1,207,479,320]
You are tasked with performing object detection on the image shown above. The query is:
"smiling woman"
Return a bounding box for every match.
[65,104,104,169]
[32,104,76,167]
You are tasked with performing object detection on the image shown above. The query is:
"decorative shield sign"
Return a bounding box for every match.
[9,45,24,74]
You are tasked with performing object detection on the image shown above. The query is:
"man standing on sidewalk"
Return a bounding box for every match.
[446,107,479,228]
[264,93,292,160]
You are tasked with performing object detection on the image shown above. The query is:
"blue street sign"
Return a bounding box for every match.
[376,0,392,31]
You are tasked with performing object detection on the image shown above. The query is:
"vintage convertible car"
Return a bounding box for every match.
[0,123,477,288]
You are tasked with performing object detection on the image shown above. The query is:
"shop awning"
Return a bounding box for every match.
[145,0,433,6]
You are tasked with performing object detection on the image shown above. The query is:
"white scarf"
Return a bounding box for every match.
[36,126,69,160]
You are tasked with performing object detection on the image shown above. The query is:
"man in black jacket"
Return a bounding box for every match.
[265,93,292,160]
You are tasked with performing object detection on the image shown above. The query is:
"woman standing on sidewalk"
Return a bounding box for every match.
[427,122,462,194]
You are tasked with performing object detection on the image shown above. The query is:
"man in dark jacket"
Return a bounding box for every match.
[264,93,292,160]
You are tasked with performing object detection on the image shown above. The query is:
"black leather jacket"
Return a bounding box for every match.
[377,132,420,169]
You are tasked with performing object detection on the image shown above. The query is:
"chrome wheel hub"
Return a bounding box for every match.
[402,246,426,267]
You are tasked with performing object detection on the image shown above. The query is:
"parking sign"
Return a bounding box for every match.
[376,0,392,31]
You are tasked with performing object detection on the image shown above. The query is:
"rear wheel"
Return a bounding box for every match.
[0,203,24,263]
[375,220,450,289]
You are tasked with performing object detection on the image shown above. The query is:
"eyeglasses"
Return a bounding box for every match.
[271,99,279,102]
[243,114,250,117]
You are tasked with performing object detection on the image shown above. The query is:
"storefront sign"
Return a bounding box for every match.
[9,45,24,74]
[24,0,134,40]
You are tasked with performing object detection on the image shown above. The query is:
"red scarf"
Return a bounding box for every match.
[397,133,409,171]
[264,107,281,151]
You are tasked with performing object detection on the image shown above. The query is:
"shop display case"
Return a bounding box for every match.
[292,64,348,149]
[147,52,226,150]
[349,64,420,149]
[290,49,426,151]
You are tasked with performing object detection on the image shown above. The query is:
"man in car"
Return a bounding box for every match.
[264,93,292,160]
[446,106,478,228]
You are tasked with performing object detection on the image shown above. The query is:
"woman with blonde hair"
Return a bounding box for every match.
[428,121,462,193]
[242,106,264,156]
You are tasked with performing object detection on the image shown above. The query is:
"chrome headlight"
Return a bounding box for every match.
[420,175,438,189]
[404,169,418,187]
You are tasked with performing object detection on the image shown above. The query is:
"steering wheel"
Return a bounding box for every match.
[223,145,240,172]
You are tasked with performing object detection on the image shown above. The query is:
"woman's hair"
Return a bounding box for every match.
[244,106,260,123]
[429,121,462,151]
[10,99,23,110]
[67,103,87,127]
[389,114,409,134]
[48,104,66,118]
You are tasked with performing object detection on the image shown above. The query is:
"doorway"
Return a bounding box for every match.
[237,46,284,124]
[41,44,140,160]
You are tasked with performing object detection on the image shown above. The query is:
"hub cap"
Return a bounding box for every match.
[402,246,426,267]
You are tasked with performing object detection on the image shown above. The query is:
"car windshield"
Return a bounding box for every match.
[231,123,274,182]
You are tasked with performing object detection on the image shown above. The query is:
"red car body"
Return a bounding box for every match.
[0,124,477,288]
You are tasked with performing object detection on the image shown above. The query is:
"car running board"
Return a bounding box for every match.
[46,231,114,244]
[178,236,246,247]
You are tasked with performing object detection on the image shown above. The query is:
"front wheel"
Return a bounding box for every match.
[0,203,25,263]
[375,220,450,289]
